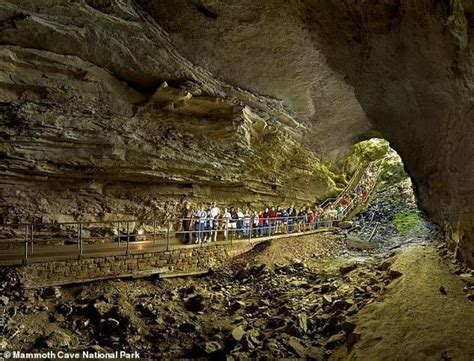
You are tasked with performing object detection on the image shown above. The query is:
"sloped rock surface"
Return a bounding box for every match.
[0,1,340,227]
[0,0,473,264]
[140,0,474,265]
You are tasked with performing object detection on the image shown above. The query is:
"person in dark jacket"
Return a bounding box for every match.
[262,207,270,236]
[182,204,193,244]
[287,205,296,233]
[229,207,238,238]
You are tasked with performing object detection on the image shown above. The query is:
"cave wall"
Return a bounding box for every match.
[0,0,341,225]
[0,0,473,265]
[139,0,474,266]
[295,0,474,266]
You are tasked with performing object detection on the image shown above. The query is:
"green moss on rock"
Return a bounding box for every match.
[392,209,426,235]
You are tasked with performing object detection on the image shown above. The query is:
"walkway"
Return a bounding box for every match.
[0,159,384,266]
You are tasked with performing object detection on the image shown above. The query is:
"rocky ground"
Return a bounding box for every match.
[1,181,473,360]
[0,234,404,360]
[341,178,439,253]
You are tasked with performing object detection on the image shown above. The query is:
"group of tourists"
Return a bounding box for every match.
[180,163,381,244]
[181,202,341,244]
[333,168,377,218]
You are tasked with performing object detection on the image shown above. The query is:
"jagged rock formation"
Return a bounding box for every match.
[0,0,340,226]
[0,1,473,265]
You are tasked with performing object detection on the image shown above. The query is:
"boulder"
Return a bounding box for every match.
[288,337,307,358]
[340,263,358,275]
[324,332,346,350]
[204,341,223,354]
[338,221,353,229]
[231,326,245,342]
[42,327,75,348]
[388,269,403,280]
[298,313,308,333]
[0,295,9,306]
[42,287,62,299]
[184,294,206,312]
[346,236,378,251]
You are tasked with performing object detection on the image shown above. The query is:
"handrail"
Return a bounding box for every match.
[322,162,368,210]
[0,158,386,265]
[339,158,385,220]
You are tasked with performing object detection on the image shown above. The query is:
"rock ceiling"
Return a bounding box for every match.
[0,0,473,265]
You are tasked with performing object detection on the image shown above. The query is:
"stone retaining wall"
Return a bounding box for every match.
[17,240,261,288]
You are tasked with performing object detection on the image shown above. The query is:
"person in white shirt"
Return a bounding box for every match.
[242,209,251,237]
[252,211,259,237]
[209,201,220,242]
[222,208,231,240]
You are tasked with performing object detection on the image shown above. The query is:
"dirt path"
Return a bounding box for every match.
[333,245,474,361]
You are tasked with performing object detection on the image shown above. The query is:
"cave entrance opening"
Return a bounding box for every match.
[343,138,433,250]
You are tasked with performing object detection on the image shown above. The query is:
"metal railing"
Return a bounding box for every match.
[338,158,385,220]
[321,163,367,210]
[0,159,385,265]
[0,216,337,265]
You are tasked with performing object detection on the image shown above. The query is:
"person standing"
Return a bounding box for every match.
[307,210,315,230]
[209,201,220,242]
[252,211,259,237]
[222,208,231,240]
[196,205,207,243]
[269,206,278,235]
[237,208,244,238]
[243,209,251,237]
[182,204,193,244]
[203,207,212,242]
[281,208,289,233]
[262,207,270,236]
[297,208,307,232]
[230,207,238,239]
[336,205,344,221]
[193,205,202,243]
[276,206,283,233]
[258,210,264,236]
[287,205,296,234]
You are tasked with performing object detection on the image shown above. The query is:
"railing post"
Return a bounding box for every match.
[77,223,80,252]
[117,221,121,247]
[23,224,28,265]
[126,222,130,257]
[30,223,34,254]
[249,223,252,243]
[78,223,83,259]
[166,220,171,251]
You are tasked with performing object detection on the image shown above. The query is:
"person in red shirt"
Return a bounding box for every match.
[258,211,264,236]
[362,188,369,200]
[269,206,278,235]
[340,196,350,206]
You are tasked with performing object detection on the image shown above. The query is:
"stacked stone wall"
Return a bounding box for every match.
[17,241,258,288]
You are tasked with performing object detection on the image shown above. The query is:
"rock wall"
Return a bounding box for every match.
[18,239,261,288]
[0,0,473,265]
[294,0,474,266]
[0,1,341,226]
[140,0,474,266]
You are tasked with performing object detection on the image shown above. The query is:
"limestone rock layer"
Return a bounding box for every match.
[0,1,473,265]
